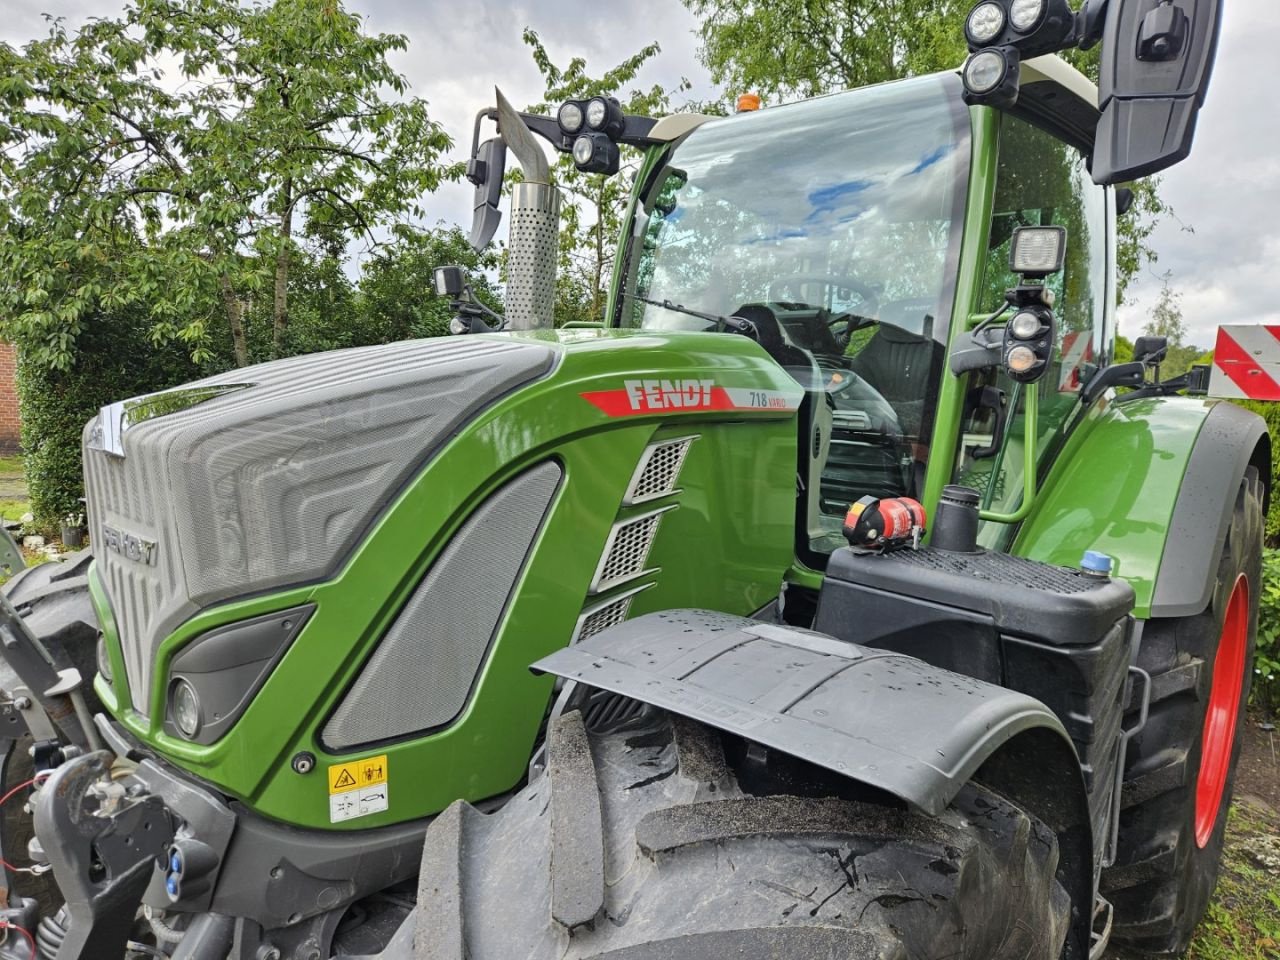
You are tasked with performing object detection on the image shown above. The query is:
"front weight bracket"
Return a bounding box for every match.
[33,751,174,959]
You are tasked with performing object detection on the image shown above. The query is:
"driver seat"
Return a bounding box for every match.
[847,324,943,428]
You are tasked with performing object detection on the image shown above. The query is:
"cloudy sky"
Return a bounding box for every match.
[1,0,1274,347]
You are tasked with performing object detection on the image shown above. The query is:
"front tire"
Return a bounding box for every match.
[1103,469,1262,954]
[414,708,1072,959]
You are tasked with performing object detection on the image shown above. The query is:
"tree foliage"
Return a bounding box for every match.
[522,30,687,324]
[0,0,452,369]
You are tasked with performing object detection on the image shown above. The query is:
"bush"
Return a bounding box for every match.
[1231,399,1280,546]
[17,308,214,533]
[1255,548,1280,716]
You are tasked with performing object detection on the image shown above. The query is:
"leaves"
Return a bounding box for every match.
[0,0,453,369]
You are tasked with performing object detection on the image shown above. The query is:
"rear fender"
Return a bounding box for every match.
[1015,397,1269,618]
[533,610,1077,818]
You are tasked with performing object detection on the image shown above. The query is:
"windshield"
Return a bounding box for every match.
[618,74,969,557]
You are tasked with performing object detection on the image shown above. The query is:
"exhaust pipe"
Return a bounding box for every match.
[495,88,560,330]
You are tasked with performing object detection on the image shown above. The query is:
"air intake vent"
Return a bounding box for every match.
[624,436,695,505]
[574,583,653,644]
[322,461,562,751]
[591,506,674,595]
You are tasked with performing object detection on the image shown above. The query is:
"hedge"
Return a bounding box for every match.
[17,308,210,534]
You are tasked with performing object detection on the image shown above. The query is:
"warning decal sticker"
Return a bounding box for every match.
[327,754,389,823]
[328,754,387,795]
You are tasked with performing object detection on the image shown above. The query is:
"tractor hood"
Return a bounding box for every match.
[83,336,558,714]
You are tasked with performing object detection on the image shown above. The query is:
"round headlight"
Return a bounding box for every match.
[1009,311,1043,339]
[964,50,1007,95]
[557,101,584,134]
[966,2,1006,44]
[572,135,596,166]
[1006,344,1039,374]
[96,635,112,683]
[585,97,609,130]
[1010,0,1045,31]
[171,678,201,738]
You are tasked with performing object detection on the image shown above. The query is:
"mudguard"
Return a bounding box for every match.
[1015,397,1269,618]
[533,609,1075,817]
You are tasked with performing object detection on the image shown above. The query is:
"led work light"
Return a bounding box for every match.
[966,2,1006,45]
[1009,225,1067,278]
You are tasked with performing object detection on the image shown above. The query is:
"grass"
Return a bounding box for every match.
[0,455,23,478]
[0,499,29,523]
[1186,801,1280,960]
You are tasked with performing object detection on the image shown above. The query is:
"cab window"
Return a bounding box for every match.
[956,112,1109,541]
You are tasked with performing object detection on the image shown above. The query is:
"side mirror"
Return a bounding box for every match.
[467,137,507,252]
[1093,0,1223,183]
[1133,335,1169,365]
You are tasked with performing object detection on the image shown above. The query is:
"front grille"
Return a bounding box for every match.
[591,507,673,594]
[624,436,696,505]
[82,337,556,714]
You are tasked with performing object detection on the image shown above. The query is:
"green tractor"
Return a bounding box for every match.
[0,0,1263,958]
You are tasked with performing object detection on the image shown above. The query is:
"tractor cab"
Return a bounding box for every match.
[608,59,1109,565]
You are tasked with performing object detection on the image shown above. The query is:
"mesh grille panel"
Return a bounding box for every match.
[626,437,694,504]
[577,593,638,643]
[505,183,560,330]
[593,509,670,593]
[322,462,562,750]
[884,547,1100,594]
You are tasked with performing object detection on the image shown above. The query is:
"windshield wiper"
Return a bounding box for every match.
[625,293,756,338]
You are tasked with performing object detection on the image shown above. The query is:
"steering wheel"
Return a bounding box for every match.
[767,274,881,318]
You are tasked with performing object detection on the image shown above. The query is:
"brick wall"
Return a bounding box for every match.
[0,342,20,454]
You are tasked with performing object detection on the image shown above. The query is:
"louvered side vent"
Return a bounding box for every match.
[625,436,696,505]
[573,584,653,644]
[590,507,674,595]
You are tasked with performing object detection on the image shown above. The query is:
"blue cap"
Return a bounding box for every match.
[1081,550,1114,575]
[166,874,180,897]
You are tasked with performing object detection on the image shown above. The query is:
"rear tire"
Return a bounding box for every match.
[414,708,1072,959]
[1102,469,1262,954]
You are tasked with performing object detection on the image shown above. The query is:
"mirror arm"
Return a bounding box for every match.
[1080,361,1147,405]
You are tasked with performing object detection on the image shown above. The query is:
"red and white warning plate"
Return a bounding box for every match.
[1209,325,1280,401]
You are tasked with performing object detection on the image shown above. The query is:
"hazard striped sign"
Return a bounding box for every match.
[1058,330,1094,393]
[1208,325,1280,401]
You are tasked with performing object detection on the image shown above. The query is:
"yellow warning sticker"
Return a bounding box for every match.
[328,755,387,795]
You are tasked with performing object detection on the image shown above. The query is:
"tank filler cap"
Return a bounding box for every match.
[1080,550,1114,576]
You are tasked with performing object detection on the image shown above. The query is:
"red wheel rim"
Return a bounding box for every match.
[1194,574,1250,848]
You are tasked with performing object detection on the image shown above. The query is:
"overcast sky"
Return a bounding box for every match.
[1,0,1273,347]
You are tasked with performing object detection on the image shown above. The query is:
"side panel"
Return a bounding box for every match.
[1014,395,1268,618]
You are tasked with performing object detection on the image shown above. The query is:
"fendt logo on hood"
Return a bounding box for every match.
[580,379,803,418]
[624,379,716,411]
[102,524,158,566]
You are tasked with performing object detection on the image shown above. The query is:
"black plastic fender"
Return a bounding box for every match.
[534,609,1077,817]
[1152,401,1270,617]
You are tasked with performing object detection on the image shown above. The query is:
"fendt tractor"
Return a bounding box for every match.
[0,0,1262,958]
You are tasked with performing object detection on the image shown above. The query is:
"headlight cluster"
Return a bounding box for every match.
[556,96,625,174]
[999,225,1065,384]
[960,0,1077,107]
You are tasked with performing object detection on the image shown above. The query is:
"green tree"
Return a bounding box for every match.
[682,0,1166,301]
[523,29,688,323]
[358,225,503,341]
[1140,280,1207,379]
[0,0,451,369]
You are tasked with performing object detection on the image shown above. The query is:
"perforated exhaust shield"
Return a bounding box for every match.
[505,182,561,330]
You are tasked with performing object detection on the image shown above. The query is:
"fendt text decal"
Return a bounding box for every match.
[581,379,803,417]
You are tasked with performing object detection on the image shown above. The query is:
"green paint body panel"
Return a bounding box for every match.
[93,329,800,830]
[1011,395,1219,618]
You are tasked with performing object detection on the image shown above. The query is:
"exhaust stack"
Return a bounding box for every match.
[495,88,560,330]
